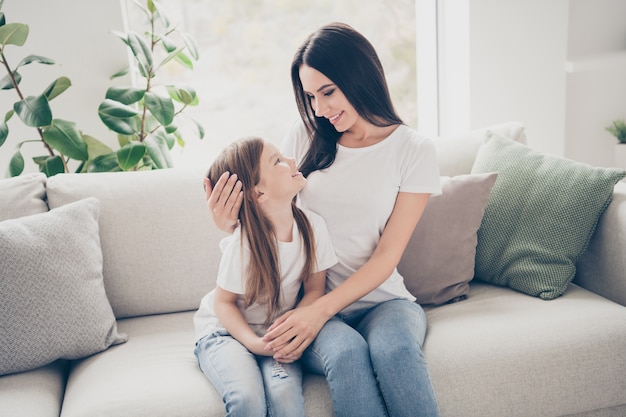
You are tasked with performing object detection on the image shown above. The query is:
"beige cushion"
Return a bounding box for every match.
[46,169,228,319]
[399,172,497,305]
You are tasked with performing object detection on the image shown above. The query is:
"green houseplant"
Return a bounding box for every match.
[95,0,204,171]
[0,0,110,177]
[606,119,626,144]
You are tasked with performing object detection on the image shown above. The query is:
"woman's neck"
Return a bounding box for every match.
[339,122,400,148]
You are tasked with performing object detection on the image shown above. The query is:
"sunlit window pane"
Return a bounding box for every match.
[124,0,416,168]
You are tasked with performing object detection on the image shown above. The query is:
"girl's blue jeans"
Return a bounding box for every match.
[302,298,440,417]
[194,331,305,417]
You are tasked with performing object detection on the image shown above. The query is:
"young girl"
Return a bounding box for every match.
[193,137,337,417]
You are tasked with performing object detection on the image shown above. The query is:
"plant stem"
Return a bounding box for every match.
[1,48,57,159]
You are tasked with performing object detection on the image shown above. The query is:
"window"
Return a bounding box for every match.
[124,0,416,168]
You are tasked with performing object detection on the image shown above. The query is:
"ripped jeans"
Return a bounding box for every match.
[194,330,305,417]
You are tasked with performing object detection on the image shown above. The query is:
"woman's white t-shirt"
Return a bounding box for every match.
[194,208,337,341]
[281,121,441,314]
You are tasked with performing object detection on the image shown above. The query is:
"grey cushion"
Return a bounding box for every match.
[399,172,497,305]
[0,198,127,376]
[471,131,626,299]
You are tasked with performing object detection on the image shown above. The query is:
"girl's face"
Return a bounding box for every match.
[255,141,306,204]
[299,65,359,132]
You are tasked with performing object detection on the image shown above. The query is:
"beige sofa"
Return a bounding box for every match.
[1,122,625,417]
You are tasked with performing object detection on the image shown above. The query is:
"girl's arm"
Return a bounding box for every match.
[264,192,431,360]
[204,173,243,234]
[297,270,327,308]
[213,286,273,356]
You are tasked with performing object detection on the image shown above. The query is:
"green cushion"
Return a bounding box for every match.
[470,132,626,300]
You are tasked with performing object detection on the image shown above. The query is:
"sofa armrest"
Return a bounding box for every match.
[575,181,626,306]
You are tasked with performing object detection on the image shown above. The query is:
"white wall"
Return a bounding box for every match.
[4,1,625,176]
[434,0,626,167]
[564,0,626,168]
[0,0,127,175]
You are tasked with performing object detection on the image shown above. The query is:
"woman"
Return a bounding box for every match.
[205,22,441,417]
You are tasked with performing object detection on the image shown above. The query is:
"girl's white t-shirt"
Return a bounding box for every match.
[281,121,441,314]
[194,208,337,341]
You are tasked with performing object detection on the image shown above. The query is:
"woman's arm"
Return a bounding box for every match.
[204,172,244,234]
[214,286,273,356]
[265,192,431,359]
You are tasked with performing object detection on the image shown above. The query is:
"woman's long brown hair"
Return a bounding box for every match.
[206,137,317,324]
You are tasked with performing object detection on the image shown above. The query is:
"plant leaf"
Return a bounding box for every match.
[181,31,199,60]
[105,86,145,105]
[14,95,52,127]
[157,45,184,69]
[34,155,65,177]
[110,67,130,80]
[9,149,25,177]
[98,98,139,118]
[88,152,122,172]
[127,31,153,72]
[174,51,193,70]
[160,36,177,53]
[43,76,71,101]
[17,54,55,67]
[0,23,28,47]
[188,114,205,139]
[0,117,7,147]
[166,85,197,105]
[116,141,146,170]
[78,134,114,173]
[144,91,174,126]
[42,119,88,161]
[0,71,19,90]
[145,131,173,169]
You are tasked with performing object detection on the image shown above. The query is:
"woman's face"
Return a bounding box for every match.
[299,65,358,132]
[255,141,306,204]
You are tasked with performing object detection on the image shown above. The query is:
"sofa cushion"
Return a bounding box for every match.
[60,311,334,417]
[46,169,227,319]
[399,172,497,305]
[0,198,127,376]
[436,121,526,177]
[424,282,626,417]
[0,360,68,417]
[471,132,626,299]
[0,172,48,221]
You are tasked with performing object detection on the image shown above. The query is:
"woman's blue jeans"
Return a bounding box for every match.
[302,299,440,417]
[195,331,305,417]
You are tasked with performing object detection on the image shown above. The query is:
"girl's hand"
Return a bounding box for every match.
[247,337,275,357]
[204,172,243,234]
[262,305,329,362]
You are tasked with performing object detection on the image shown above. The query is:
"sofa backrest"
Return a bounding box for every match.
[435,121,526,176]
[46,169,227,319]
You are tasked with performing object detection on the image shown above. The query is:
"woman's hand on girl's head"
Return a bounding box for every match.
[204,172,244,234]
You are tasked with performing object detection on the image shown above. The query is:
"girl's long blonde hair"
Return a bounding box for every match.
[206,137,317,323]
